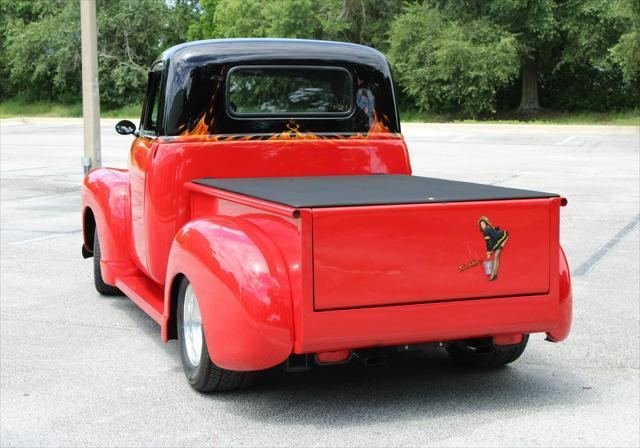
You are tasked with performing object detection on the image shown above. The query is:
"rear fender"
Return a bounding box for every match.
[164,217,294,371]
[546,245,572,342]
[81,168,136,283]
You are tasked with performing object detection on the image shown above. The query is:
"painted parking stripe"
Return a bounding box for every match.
[573,214,640,276]
[557,135,576,145]
[8,230,81,246]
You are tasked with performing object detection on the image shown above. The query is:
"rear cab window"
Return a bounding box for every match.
[226,66,353,117]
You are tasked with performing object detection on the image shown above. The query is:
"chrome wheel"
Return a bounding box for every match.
[182,284,203,368]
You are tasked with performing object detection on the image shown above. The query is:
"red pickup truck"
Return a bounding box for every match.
[82,39,572,393]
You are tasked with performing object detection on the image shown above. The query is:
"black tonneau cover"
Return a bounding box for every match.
[193,175,558,208]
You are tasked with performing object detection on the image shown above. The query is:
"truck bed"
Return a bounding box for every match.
[193,175,558,208]
[191,174,561,312]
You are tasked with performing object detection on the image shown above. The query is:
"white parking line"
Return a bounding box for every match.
[9,230,81,246]
[557,135,576,145]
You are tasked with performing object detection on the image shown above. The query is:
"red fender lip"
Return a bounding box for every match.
[546,246,572,342]
[164,217,294,371]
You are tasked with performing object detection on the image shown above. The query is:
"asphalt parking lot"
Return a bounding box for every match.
[1,118,638,447]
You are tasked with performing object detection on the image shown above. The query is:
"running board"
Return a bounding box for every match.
[116,276,164,324]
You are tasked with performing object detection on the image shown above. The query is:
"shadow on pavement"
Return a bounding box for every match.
[220,351,585,428]
[108,293,586,428]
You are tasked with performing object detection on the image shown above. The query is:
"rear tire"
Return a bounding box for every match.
[446,335,529,368]
[177,277,255,393]
[93,229,121,296]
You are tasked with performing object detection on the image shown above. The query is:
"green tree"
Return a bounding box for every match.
[312,0,400,49]
[188,0,345,40]
[95,0,170,107]
[164,0,201,48]
[481,0,559,112]
[2,0,197,107]
[2,0,636,116]
[0,0,64,96]
[187,0,398,49]
[2,0,80,100]
[545,0,639,110]
[187,0,221,39]
[389,0,638,116]
[561,0,639,92]
[389,6,520,116]
[0,0,63,98]
[400,0,559,113]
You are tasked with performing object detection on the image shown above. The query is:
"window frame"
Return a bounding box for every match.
[224,65,355,119]
[139,61,165,137]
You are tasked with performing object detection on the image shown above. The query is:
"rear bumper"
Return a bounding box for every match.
[294,246,572,353]
[295,292,563,353]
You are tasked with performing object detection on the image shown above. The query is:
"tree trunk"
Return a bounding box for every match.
[517,57,541,113]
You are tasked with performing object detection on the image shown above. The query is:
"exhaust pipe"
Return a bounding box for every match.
[354,349,388,367]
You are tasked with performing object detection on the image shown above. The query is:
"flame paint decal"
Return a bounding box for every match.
[161,58,400,142]
[165,110,397,143]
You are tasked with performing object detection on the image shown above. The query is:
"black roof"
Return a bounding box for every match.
[158,38,390,69]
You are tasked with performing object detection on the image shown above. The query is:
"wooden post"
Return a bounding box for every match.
[80,0,101,173]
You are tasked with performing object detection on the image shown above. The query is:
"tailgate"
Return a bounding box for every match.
[313,199,553,310]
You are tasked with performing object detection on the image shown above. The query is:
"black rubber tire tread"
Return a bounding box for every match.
[177,277,256,393]
[194,336,256,392]
[93,229,121,296]
[447,334,529,368]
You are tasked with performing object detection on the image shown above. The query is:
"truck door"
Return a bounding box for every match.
[129,63,163,274]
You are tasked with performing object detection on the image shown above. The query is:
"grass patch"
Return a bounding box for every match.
[2,97,638,126]
[0,97,141,119]
[101,103,141,119]
[0,98,83,118]
[400,108,640,126]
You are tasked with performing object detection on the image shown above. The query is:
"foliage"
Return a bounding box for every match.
[2,0,196,108]
[2,1,80,101]
[3,97,637,125]
[188,0,347,40]
[399,106,640,125]
[607,0,640,85]
[389,7,520,116]
[188,0,397,49]
[547,0,639,110]
[1,0,638,117]
[0,96,140,119]
[389,0,638,116]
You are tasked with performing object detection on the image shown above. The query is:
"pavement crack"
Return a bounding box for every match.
[489,174,521,186]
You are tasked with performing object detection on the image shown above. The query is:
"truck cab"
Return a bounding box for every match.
[82,39,572,393]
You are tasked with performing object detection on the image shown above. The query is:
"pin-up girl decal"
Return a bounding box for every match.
[478,216,509,281]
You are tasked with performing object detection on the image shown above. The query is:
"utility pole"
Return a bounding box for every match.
[80,0,101,174]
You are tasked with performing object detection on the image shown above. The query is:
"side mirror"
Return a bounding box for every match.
[115,119,137,136]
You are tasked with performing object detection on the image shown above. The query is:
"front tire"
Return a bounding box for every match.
[177,277,255,393]
[446,335,529,368]
[93,229,121,296]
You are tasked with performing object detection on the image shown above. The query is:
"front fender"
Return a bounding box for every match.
[82,168,136,283]
[546,245,573,342]
[165,217,294,371]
